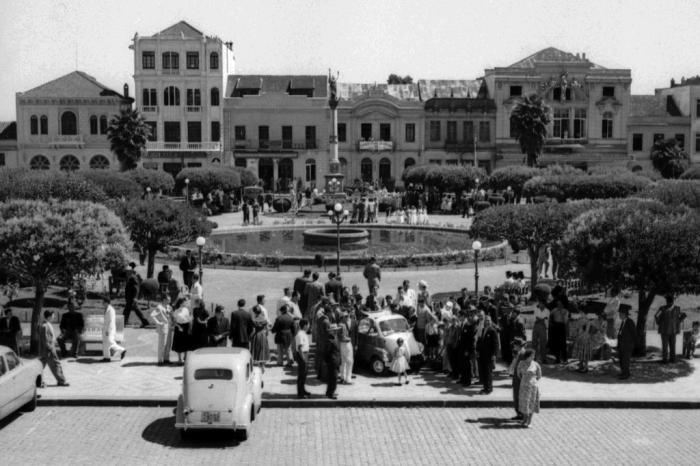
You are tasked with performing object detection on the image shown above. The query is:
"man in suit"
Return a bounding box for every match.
[229,299,253,349]
[0,307,22,355]
[363,257,381,294]
[324,272,343,303]
[57,296,84,358]
[324,333,341,399]
[123,262,148,328]
[304,272,325,322]
[271,304,295,366]
[179,250,197,289]
[157,265,172,296]
[207,305,229,347]
[458,310,477,386]
[476,315,499,394]
[294,269,312,312]
[655,294,682,363]
[617,307,636,379]
[499,307,525,364]
[37,310,69,386]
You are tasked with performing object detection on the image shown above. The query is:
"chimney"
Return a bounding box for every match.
[123,84,129,98]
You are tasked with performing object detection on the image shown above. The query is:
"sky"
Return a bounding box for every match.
[1,0,699,121]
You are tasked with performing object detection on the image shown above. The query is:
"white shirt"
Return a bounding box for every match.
[258,304,269,322]
[295,330,310,353]
[534,307,550,323]
[604,297,620,319]
[191,281,203,300]
[150,304,170,327]
[289,301,302,320]
[401,288,417,308]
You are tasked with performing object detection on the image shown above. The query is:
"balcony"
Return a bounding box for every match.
[145,141,221,152]
[237,139,319,152]
[545,137,588,145]
[140,106,158,113]
[51,135,84,148]
[357,139,394,152]
[185,106,201,113]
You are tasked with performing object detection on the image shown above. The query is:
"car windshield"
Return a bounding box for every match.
[194,368,233,380]
[379,318,409,335]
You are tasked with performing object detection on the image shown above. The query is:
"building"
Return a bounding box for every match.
[654,77,700,163]
[0,122,17,168]
[627,94,688,165]
[15,71,131,171]
[131,21,234,177]
[484,47,632,169]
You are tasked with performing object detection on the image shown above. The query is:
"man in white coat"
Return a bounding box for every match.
[101,296,126,362]
[150,295,172,365]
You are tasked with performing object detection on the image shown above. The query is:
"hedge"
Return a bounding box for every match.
[680,165,700,180]
[402,165,485,192]
[640,179,700,209]
[175,167,241,195]
[484,165,540,193]
[77,170,142,199]
[231,166,259,187]
[0,169,107,203]
[127,168,175,193]
[523,173,651,201]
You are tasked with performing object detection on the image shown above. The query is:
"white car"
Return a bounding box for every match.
[175,347,263,440]
[0,345,43,421]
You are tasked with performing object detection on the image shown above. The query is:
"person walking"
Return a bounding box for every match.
[476,315,499,394]
[272,304,295,367]
[549,300,569,364]
[207,305,230,347]
[230,299,253,349]
[655,295,682,364]
[57,293,84,358]
[101,296,126,362]
[37,310,69,387]
[532,302,549,363]
[150,296,172,365]
[324,334,340,399]
[517,348,542,428]
[363,257,381,294]
[179,250,197,290]
[617,307,636,379]
[124,262,149,328]
[390,337,410,385]
[294,319,311,399]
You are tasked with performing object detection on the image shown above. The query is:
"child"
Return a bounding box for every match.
[391,338,410,385]
[683,321,699,359]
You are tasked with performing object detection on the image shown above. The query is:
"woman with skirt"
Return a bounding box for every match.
[517,348,542,428]
[190,303,210,351]
[171,298,191,365]
[250,305,270,368]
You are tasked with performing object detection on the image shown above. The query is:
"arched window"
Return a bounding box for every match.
[601,111,613,139]
[40,115,48,134]
[404,157,416,169]
[59,154,80,172]
[30,115,38,135]
[90,115,98,135]
[210,52,219,70]
[61,111,77,135]
[99,115,108,134]
[379,158,391,184]
[89,155,110,169]
[30,155,50,170]
[361,157,373,182]
[210,87,220,106]
[305,159,316,182]
[164,86,180,106]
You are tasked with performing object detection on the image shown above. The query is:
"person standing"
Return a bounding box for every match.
[190,274,204,303]
[294,270,313,312]
[157,265,172,296]
[254,294,270,322]
[314,303,332,380]
[190,303,210,351]
[324,333,340,399]
[458,310,477,386]
[124,262,149,328]
[242,200,250,226]
[250,304,270,368]
[337,309,354,384]
[325,272,343,303]
[101,296,126,362]
[57,299,84,358]
[304,272,325,322]
[37,310,69,386]
[171,298,191,364]
[549,300,569,364]
[271,304,295,367]
[509,338,528,421]
[390,338,410,385]
[207,305,230,347]
[363,257,381,294]
[617,307,636,379]
[476,315,499,394]
[517,349,542,427]
[295,319,311,399]
[655,295,682,364]
[532,302,549,364]
[150,296,172,365]
[179,250,197,290]
[230,299,253,349]
[499,307,525,364]
[0,307,23,356]
[603,287,621,339]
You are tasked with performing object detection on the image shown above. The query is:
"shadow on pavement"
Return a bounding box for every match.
[74,358,111,364]
[0,411,23,431]
[542,358,694,384]
[142,416,241,448]
[465,417,525,430]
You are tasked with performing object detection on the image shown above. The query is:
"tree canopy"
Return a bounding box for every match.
[509,94,551,167]
[387,74,413,84]
[650,137,690,179]
[77,170,142,199]
[0,169,107,203]
[127,167,175,193]
[107,108,151,171]
[401,165,485,192]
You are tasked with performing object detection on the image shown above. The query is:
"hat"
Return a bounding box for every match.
[418,280,428,288]
[215,304,225,313]
[128,262,137,268]
[618,307,630,315]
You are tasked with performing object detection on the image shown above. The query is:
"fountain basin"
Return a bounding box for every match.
[302,227,369,250]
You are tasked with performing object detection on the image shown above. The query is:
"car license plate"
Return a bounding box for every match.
[201,411,220,423]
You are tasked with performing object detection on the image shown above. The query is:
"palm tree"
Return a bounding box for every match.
[650,137,690,178]
[107,108,151,171]
[510,94,551,167]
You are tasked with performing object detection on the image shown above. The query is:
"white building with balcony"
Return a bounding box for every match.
[130,21,234,177]
[15,71,132,171]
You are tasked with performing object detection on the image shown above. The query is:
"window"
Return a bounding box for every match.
[210,52,219,70]
[40,115,48,134]
[282,126,292,148]
[509,117,518,139]
[235,126,246,140]
[30,155,50,170]
[30,115,38,135]
[339,157,348,178]
[142,88,157,106]
[145,121,157,141]
[142,51,155,69]
[210,88,220,106]
[553,88,561,101]
[305,126,317,149]
[552,108,570,138]
[338,123,346,142]
[259,126,269,148]
[186,89,201,106]
[602,86,615,98]
[510,85,522,97]
[676,134,685,149]
[429,121,441,141]
[90,115,98,135]
[186,52,199,69]
[361,123,372,140]
[164,86,180,106]
[601,112,613,139]
[632,133,643,151]
[696,133,700,152]
[463,121,474,142]
[211,121,220,142]
[5,352,19,371]
[379,123,391,141]
[187,122,202,142]
[0,153,5,166]
[194,368,232,380]
[90,155,110,169]
[164,122,181,142]
[446,121,457,142]
[478,121,490,142]
[379,158,391,183]
[162,52,179,69]
[405,123,415,142]
[653,133,664,142]
[99,115,108,134]
[696,99,700,117]
[61,111,77,135]
[573,109,587,138]
[361,158,373,182]
[59,154,80,172]
[305,159,316,182]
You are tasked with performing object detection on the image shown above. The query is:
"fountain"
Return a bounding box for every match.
[302,227,369,250]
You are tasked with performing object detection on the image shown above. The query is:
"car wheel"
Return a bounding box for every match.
[371,357,386,375]
[236,428,248,441]
[21,388,37,412]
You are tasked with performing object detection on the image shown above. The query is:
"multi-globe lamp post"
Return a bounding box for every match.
[472,240,482,296]
[327,202,349,275]
[196,236,206,284]
[185,178,190,207]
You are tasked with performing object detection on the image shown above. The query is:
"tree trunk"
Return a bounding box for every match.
[633,290,656,357]
[146,247,158,279]
[528,247,539,296]
[29,281,46,355]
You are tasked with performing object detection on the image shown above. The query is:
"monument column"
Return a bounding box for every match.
[325,69,344,192]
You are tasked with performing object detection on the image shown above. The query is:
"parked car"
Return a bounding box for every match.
[175,347,263,441]
[0,345,43,421]
[355,311,424,375]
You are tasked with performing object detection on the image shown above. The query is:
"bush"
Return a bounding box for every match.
[402,165,431,186]
[680,165,700,180]
[0,170,107,203]
[651,138,690,178]
[640,180,700,209]
[77,170,142,199]
[231,166,259,187]
[484,165,540,193]
[540,164,585,176]
[175,167,241,196]
[523,173,651,201]
[127,168,175,193]
[404,165,485,192]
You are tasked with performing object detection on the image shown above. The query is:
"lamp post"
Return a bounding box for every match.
[185,178,190,207]
[473,135,479,167]
[196,236,206,284]
[472,240,482,296]
[328,177,340,194]
[327,202,349,275]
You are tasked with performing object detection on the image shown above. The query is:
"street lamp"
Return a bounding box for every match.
[196,236,206,284]
[472,240,482,296]
[327,202,349,275]
[328,177,340,193]
[185,178,190,207]
[473,135,479,167]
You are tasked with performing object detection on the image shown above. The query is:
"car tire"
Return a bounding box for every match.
[21,388,37,412]
[370,357,386,375]
[236,428,248,441]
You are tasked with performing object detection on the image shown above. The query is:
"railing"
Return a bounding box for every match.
[145,141,221,151]
[185,106,201,112]
[357,139,394,151]
[51,135,84,148]
[140,106,157,113]
[545,137,588,145]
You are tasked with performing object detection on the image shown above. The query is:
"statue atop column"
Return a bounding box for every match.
[328,69,340,109]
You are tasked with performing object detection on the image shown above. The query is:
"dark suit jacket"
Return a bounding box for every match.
[325,279,343,303]
[476,326,499,359]
[179,256,197,274]
[459,322,477,355]
[324,339,341,368]
[363,263,381,287]
[271,313,295,345]
[293,276,312,298]
[0,315,21,335]
[618,318,636,354]
[157,270,172,284]
[304,281,325,313]
[207,315,230,346]
[656,305,681,335]
[60,311,84,334]
[229,309,253,346]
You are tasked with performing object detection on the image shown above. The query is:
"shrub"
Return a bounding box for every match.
[540,164,585,176]
[127,168,175,193]
[651,138,690,178]
[640,180,700,209]
[0,170,107,203]
[484,165,540,193]
[523,173,651,201]
[402,165,431,186]
[77,170,142,199]
[680,165,700,180]
[231,166,259,187]
[175,167,241,196]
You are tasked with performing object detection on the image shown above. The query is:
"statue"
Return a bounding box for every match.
[328,69,340,108]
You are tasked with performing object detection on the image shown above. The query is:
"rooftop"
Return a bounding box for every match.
[227,75,328,98]
[629,95,684,118]
[18,71,127,100]
[338,83,420,102]
[506,47,605,70]
[0,121,17,140]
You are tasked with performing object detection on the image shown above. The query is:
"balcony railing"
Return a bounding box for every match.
[357,139,394,151]
[51,135,84,148]
[140,106,158,113]
[146,141,221,151]
[235,139,319,151]
[185,106,201,112]
[545,137,588,145]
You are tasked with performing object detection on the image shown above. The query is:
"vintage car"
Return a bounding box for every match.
[355,311,424,375]
[175,347,263,440]
[0,345,43,421]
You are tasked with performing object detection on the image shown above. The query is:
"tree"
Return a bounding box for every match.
[0,169,107,203]
[651,138,690,178]
[78,170,142,199]
[509,94,551,167]
[0,200,131,353]
[107,108,151,171]
[175,167,241,197]
[387,74,413,84]
[560,200,700,355]
[114,199,216,278]
[231,166,260,187]
[484,165,540,201]
[127,167,175,193]
[640,180,700,210]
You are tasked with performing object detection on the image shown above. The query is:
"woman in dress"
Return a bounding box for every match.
[517,348,542,428]
[390,338,410,385]
[189,303,210,351]
[171,297,191,365]
[250,304,270,368]
[409,207,418,226]
[572,316,593,373]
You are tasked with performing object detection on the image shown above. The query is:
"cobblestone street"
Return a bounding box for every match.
[1,407,696,465]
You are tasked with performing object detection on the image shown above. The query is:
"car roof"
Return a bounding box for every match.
[0,345,12,355]
[185,347,250,370]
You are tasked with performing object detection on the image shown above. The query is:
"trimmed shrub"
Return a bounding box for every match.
[540,164,585,176]
[175,167,241,196]
[640,180,700,209]
[77,170,141,199]
[404,165,485,192]
[651,138,690,178]
[127,168,175,193]
[0,170,107,203]
[484,165,540,193]
[402,165,431,186]
[231,166,259,187]
[523,173,651,201]
[680,165,700,180]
